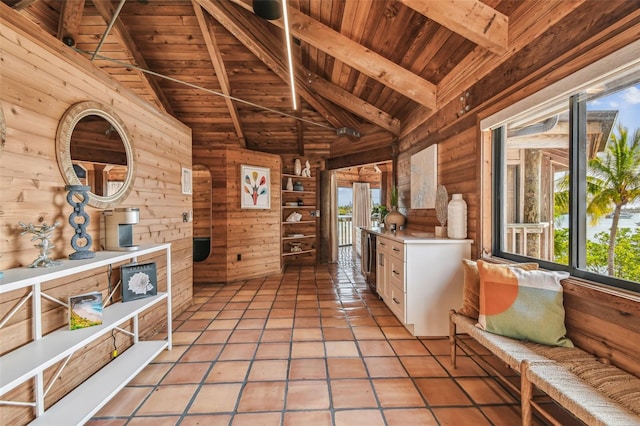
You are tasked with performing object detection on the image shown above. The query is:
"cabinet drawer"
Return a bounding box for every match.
[388,240,404,261]
[377,237,390,252]
[388,281,406,321]
[388,257,405,291]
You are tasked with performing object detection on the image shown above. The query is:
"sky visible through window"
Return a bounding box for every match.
[588,83,640,132]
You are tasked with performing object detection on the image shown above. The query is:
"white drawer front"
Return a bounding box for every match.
[388,257,405,291]
[388,281,406,322]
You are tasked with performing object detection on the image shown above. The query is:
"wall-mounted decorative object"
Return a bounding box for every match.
[120,262,157,302]
[410,144,438,209]
[182,167,192,195]
[294,158,302,176]
[435,185,448,237]
[66,184,95,259]
[19,222,62,268]
[56,101,136,209]
[448,194,468,239]
[241,165,270,209]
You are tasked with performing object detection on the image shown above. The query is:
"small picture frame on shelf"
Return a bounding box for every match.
[69,291,103,330]
[121,262,157,302]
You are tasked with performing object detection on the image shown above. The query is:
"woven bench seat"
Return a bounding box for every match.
[524,360,640,426]
[449,310,640,425]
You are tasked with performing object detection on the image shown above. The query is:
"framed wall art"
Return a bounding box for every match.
[410,144,438,209]
[181,167,192,195]
[241,165,271,209]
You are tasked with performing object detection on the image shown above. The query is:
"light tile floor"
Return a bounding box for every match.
[88,247,580,426]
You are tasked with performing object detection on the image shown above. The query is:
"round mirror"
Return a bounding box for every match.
[56,101,135,209]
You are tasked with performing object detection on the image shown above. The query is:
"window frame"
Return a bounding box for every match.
[491,94,638,293]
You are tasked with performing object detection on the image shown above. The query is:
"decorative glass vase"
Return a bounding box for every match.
[384,206,405,230]
[447,194,467,239]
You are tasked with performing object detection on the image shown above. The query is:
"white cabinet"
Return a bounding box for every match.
[0,244,172,425]
[374,233,470,336]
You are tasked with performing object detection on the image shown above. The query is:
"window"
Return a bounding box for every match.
[492,68,640,292]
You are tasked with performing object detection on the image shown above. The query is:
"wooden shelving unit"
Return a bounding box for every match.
[281,172,318,265]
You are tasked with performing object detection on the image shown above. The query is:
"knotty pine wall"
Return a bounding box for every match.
[0,12,192,424]
[396,2,640,260]
[191,146,282,283]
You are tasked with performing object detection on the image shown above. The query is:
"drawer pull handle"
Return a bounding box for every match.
[379,242,386,246]
[393,247,400,252]
[392,297,400,305]
[392,270,399,275]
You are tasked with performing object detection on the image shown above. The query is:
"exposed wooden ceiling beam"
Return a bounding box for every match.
[195,0,359,132]
[91,0,174,116]
[306,71,401,135]
[192,1,246,148]
[397,0,508,56]
[57,0,85,42]
[401,0,587,138]
[227,0,437,110]
[12,0,39,10]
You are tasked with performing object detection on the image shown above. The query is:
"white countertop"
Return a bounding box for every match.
[360,227,473,244]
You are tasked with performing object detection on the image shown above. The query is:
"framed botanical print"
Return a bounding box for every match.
[241,165,271,209]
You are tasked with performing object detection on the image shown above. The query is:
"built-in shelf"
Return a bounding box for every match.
[0,243,172,422]
[282,249,316,257]
[282,234,316,240]
[282,173,314,179]
[282,169,318,265]
[282,190,315,195]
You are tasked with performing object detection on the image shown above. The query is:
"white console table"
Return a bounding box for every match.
[0,243,172,425]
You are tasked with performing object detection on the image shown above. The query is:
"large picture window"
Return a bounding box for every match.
[492,70,640,292]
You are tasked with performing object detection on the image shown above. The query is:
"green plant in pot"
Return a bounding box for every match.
[384,185,405,230]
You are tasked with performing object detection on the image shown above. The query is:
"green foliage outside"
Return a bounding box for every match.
[553,123,640,283]
[338,204,352,215]
[554,227,640,282]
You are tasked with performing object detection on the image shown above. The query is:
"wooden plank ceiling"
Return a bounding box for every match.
[4,0,568,159]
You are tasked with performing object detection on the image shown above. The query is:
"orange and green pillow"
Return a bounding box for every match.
[476,260,573,347]
[459,259,539,320]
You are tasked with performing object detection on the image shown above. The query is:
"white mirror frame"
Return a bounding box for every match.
[56,101,136,209]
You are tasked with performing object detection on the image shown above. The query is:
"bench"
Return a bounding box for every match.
[449,310,640,425]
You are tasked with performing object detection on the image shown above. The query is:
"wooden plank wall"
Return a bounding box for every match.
[393,4,640,378]
[563,279,640,377]
[0,11,192,424]
[191,146,282,283]
[399,127,478,257]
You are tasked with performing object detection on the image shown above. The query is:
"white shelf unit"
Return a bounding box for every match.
[0,243,172,424]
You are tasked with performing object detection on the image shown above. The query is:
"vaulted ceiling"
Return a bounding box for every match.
[3,0,586,159]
